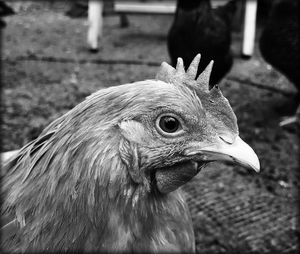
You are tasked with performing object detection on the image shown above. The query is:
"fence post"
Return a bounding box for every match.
[87,0,103,52]
[242,0,257,58]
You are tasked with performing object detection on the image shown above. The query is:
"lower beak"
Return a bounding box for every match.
[185,136,260,172]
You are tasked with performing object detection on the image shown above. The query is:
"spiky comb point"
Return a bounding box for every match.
[155,54,214,91]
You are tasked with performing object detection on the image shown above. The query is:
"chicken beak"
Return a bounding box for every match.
[185,136,260,172]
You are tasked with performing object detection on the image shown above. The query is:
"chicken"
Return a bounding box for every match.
[168,0,237,87]
[1,55,260,253]
[259,0,300,126]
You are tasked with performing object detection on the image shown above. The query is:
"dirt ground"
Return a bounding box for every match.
[1,2,299,253]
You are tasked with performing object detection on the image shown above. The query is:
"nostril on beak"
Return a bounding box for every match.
[219,135,234,144]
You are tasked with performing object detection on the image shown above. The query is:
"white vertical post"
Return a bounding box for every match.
[87,0,103,52]
[242,0,257,57]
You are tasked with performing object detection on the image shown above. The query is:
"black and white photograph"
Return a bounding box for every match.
[1,0,299,253]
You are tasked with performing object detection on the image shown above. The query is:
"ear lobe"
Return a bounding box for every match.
[119,138,150,190]
[118,120,152,190]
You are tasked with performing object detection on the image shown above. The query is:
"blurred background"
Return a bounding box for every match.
[1,0,299,253]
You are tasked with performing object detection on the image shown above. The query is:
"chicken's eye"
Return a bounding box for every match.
[158,116,181,134]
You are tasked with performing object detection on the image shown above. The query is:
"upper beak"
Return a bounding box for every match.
[185,135,260,172]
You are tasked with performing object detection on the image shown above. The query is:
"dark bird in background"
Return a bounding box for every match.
[259,0,300,126]
[168,0,237,87]
[1,55,259,252]
[65,0,88,18]
[0,1,14,28]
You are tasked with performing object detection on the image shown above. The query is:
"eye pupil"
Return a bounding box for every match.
[159,116,180,133]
